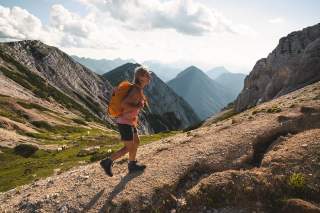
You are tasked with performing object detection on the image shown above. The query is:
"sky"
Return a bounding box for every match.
[0,0,319,73]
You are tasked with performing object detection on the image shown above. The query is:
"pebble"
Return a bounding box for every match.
[301,144,308,148]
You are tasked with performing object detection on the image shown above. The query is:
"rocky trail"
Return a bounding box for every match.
[0,81,320,212]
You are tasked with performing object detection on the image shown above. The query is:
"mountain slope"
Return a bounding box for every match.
[72,55,135,75]
[235,23,320,112]
[168,66,234,120]
[215,72,246,99]
[103,63,201,133]
[0,40,114,124]
[206,66,229,79]
[1,80,319,212]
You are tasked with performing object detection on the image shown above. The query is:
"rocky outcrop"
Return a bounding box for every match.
[1,80,319,213]
[235,23,320,112]
[103,63,200,133]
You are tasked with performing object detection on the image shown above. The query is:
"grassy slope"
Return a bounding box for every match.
[0,129,180,192]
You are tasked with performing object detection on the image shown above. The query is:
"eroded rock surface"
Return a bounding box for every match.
[235,23,320,112]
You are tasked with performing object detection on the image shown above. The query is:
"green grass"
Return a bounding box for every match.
[288,173,305,189]
[31,121,54,131]
[72,118,87,125]
[24,125,96,142]
[251,105,282,115]
[0,130,178,192]
[0,97,27,123]
[204,109,238,127]
[140,131,180,145]
[0,94,10,98]
[0,97,67,126]
[267,105,282,113]
[17,101,50,112]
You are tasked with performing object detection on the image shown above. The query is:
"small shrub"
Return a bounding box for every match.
[90,151,111,162]
[252,109,265,115]
[31,121,53,130]
[289,104,296,108]
[183,121,204,132]
[17,101,49,111]
[313,95,320,100]
[267,106,282,113]
[288,173,305,189]
[72,118,87,125]
[14,144,38,157]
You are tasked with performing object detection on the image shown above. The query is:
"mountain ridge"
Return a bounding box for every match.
[72,55,135,75]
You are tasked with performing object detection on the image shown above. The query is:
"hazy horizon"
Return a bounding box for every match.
[0,0,319,74]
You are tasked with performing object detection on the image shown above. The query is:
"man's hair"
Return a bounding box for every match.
[133,66,150,84]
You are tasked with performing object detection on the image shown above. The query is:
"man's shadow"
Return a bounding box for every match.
[82,171,143,213]
[108,170,144,201]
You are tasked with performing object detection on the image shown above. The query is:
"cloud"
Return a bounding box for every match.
[268,17,285,24]
[0,4,118,49]
[77,0,237,36]
[49,4,107,48]
[0,5,46,40]
[50,4,97,38]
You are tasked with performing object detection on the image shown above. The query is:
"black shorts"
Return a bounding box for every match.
[117,123,137,141]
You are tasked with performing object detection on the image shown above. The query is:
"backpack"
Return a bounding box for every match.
[107,81,134,118]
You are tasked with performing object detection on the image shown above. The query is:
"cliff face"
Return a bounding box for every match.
[103,63,201,133]
[0,40,114,123]
[235,23,320,112]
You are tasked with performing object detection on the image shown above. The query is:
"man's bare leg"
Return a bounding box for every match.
[131,132,140,161]
[127,133,146,173]
[110,140,132,161]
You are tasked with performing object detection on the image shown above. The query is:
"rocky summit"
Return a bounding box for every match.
[235,23,320,112]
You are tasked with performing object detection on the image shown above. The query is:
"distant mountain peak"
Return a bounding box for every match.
[206,66,230,80]
[71,55,136,75]
[176,65,204,78]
